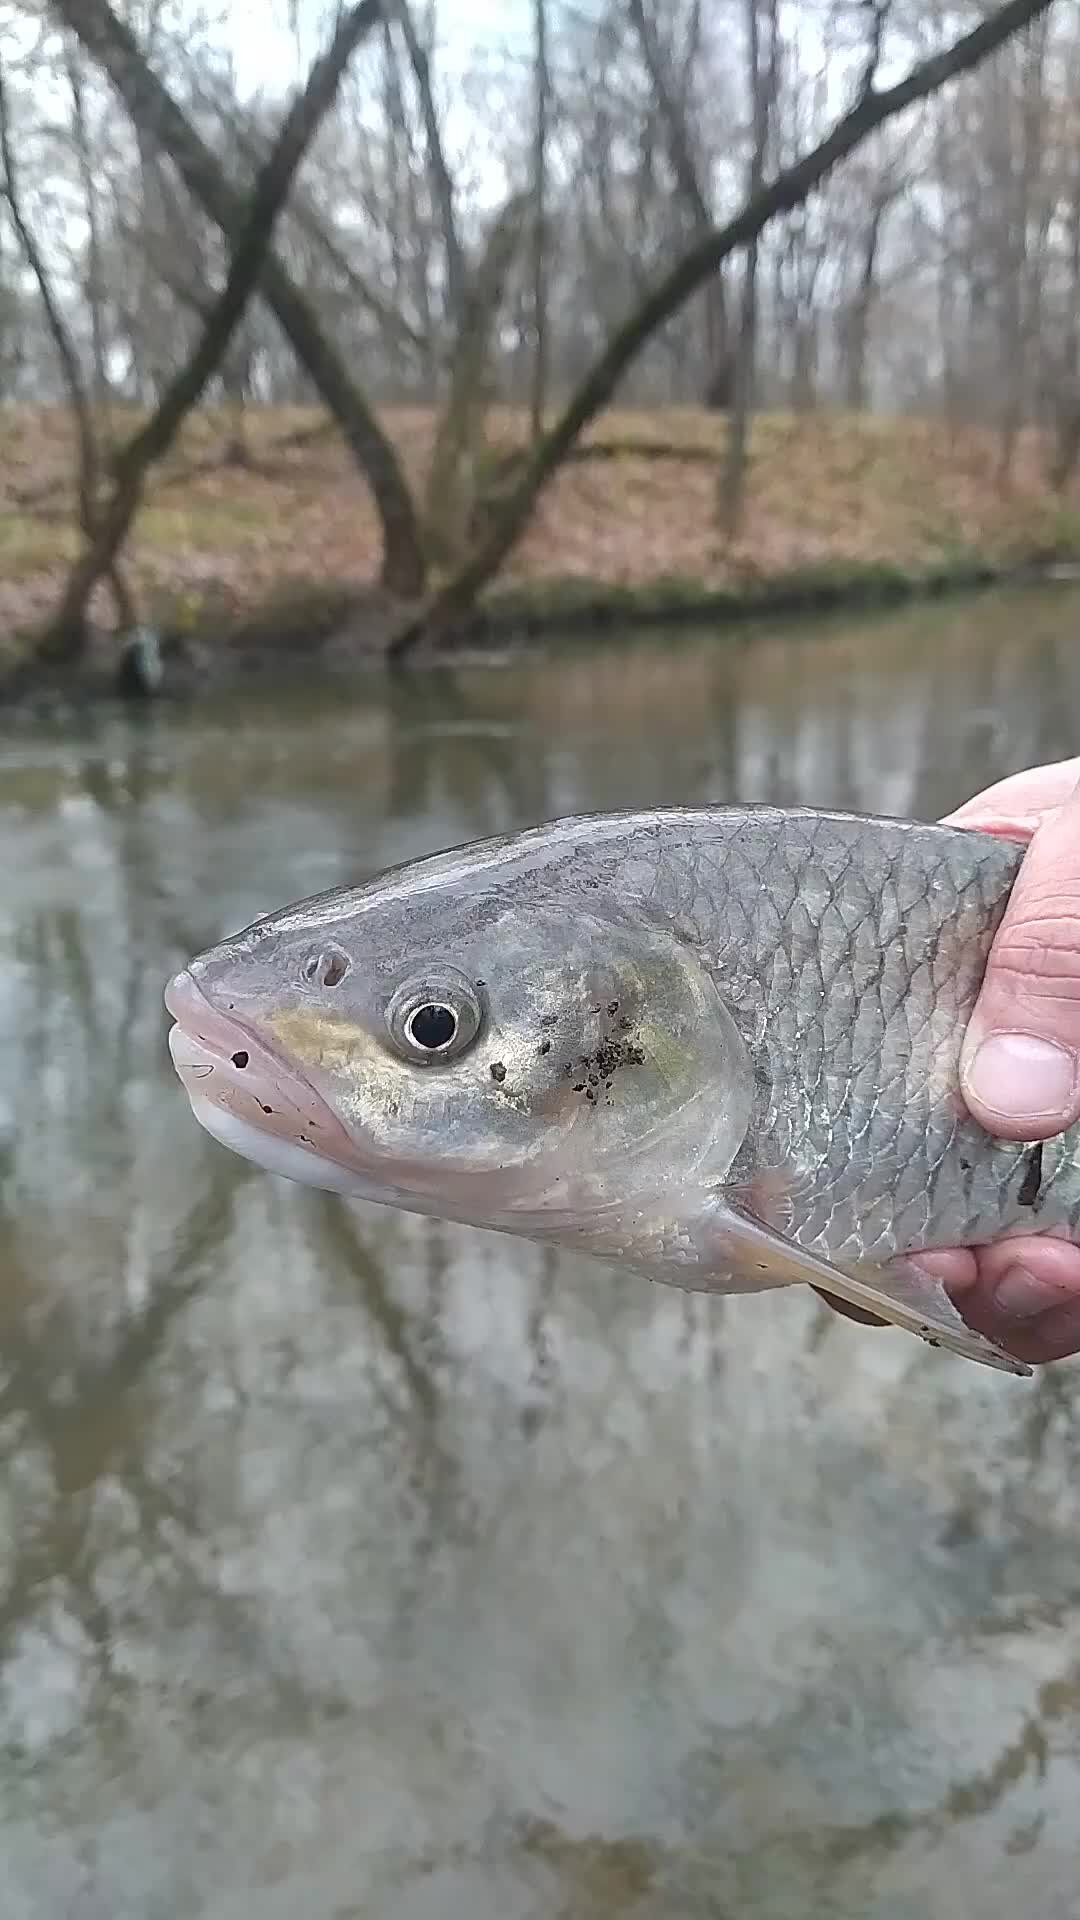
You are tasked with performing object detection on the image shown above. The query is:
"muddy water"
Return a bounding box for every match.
[2,587,1080,1919]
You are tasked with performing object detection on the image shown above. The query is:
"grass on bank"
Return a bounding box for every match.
[1,403,1078,653]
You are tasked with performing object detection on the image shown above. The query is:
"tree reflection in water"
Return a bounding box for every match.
[0,594,1079,1918]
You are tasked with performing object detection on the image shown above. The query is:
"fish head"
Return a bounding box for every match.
[165,833,754,1233]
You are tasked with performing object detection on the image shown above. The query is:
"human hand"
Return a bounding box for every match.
[829,760,1080,1363]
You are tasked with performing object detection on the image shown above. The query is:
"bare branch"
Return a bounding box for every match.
[54,0,426,596]
[0,53,133,627]
[384,0,464,324]
[37,0,384,658]
[389,0,1058,655]
[856,0,893,104]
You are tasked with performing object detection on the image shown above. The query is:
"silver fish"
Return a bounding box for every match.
[164,806,1079,1378]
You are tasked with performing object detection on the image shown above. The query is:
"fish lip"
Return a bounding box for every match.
[164,966,361,1168]
[164,966,281,1072]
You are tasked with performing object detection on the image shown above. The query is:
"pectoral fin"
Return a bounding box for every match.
[712,1207,1032,1377]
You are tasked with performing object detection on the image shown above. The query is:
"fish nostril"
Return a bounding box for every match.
[231,1050,249,1069]
[302,945,350,989]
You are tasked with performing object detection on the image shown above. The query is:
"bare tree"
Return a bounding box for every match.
[839,152,904,412]
[627,0,732,405]
[389,0,1059,656]
[384,0,463,331]
[62,38,111,411]
[0,52,133,629]
[36,0,384,660]
[54,0,427,597]
[529,0,551,440]
[718,0,777,538]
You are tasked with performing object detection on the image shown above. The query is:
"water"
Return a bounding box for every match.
[2,587,1080,1919]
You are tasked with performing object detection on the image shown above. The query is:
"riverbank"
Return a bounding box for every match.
[2,403,1079,694]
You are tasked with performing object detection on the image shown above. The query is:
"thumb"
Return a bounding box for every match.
[959,775,1080,1140]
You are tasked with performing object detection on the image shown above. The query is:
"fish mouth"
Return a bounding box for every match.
[164,968,360,1172]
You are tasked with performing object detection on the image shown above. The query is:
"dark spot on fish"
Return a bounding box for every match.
[589,1004,601,1015]
[573,1083,585,1093]
[539,1013,557,1029]
[581,1035,646,1079]
[231,1051,249,1069]
[607,1001,619,1015]
[585,1088,596,1102]
[588,1074,599,1087]
[538,1039,552,1056]
[260,1104,273,1114]
[959,1157,972,1173]
[618,1015,633,1032]
[1019,1142,1043,1208]
[490,1062,507,1084]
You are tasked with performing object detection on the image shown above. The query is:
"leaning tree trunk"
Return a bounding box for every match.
[37,0,383,661]
[387,0,1057,658]
[55,0,427,599]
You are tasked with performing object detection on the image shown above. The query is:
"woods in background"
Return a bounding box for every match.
[0,0,1069,661]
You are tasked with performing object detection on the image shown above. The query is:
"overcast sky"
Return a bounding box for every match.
[224,0,531,96]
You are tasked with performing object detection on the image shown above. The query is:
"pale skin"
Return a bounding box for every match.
[823,758,1080,1365]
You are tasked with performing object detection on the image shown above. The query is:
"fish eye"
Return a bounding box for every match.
[406,1003,458,1051]
[386,970,483,1065]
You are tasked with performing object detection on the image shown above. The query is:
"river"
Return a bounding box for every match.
[2,586,1080,1918]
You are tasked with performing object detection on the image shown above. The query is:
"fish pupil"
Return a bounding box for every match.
[408,1003,457,1051]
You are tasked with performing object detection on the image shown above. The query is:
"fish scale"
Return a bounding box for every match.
[680,810,1078,1263]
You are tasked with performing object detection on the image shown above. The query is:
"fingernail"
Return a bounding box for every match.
[963,1033,1077,1122]
[991,1264,1073,1318]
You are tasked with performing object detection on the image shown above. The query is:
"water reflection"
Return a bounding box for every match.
[2,588,1080,1918]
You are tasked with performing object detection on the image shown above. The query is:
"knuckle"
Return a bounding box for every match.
[987,905,1080,1007]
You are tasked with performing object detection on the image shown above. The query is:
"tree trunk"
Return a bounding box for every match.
[844,193,888,413]
[387,0,1056,658]
[63,40,110,411]
[719,0,774,539]
[38,0,381,660]
[424,195,527,564]
[385,0,464,331]
[55,0,427,598]
[0,54,133,644]
[1050,148,1080,491]
[529,0,550,442]
[627,0,730,403]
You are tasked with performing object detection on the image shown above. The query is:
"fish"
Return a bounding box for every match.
[164,805,1080,1379]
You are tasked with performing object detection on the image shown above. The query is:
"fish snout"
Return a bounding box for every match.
[164,965,356,1162]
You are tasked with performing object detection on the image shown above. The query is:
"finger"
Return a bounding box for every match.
[943,757,1080,840]
[945,1233,1080,1364]
[957,773,1080,1140]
